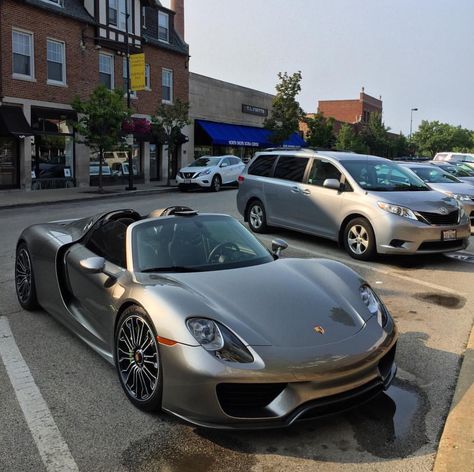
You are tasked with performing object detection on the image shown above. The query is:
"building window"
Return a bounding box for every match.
[109,0,118,26]
[122,57,137,98]
[40,0,64,6]
[118,0,133,32]
[12,30,34,78]
[99,53,114,89]
[145,64,151,90]
[158,11,169,42]
[162,69,173,103]
[47,39,66,85]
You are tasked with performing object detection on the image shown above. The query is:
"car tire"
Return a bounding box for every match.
[247,200,268,233]
[211,175,222,192]
[115,305,163,412]
[15,242,39,310]
[343,217,377,261]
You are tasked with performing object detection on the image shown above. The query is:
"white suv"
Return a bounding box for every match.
[176,155,245,192]
[433,152,474,163]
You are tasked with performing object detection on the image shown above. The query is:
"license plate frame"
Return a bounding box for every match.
[442,229,457,241]
[184,179,192,184]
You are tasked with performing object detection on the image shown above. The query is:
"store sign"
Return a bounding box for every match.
[130,53,146,91]
[228,140,260,147]
[242,104,268,117]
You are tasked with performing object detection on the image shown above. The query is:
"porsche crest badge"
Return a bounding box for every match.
[314,325,325,335]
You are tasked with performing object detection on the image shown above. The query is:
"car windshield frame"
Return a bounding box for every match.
[341,159,430,192]
[408,166,462,184]
[129,215,274,273]
[188,157,221,168]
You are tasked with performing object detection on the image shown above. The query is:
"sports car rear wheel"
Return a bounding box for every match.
[15,242,39,310]
[115,306,162,411]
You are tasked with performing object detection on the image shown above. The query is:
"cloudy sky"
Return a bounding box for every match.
[183,0,474,135]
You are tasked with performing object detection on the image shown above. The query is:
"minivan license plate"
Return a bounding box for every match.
[442,230,457,241]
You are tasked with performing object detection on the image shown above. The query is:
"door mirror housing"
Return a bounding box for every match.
[220,162,229,168]
[80,257,106,274]
[323,178,342,190]
[271,239,288,258]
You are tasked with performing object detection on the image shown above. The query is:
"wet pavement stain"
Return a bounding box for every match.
[348,378,429,458]
[122,425,257,472]
[413,292,465,309]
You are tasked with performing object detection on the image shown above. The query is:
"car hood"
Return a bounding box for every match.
[425,182,474,196]
[373,190,459,213]
[179,166,215,173]
[140,259,372,348]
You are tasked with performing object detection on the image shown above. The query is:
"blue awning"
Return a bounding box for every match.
[195,120,306,148]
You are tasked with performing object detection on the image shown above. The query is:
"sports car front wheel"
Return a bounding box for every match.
[115,306,163,411]
[15,242,39,310]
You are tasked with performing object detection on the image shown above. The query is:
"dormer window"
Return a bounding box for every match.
[109,0,132,32]
[109,0,118,26]
[158,11,169,42]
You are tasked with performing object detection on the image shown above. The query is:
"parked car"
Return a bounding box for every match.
[433,152,474,163]
[430,161,474,185]
[176,155,245,192]
[15,206,397,428]
[398,162,474,226]
[237,149,470,260]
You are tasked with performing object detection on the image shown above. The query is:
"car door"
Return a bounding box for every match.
[64,220,128,350]
[218,157,233,184]
[231,157,245,181]
[297,158,345,238]
[264,155,311,229]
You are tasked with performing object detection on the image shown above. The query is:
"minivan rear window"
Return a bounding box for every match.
[248,155,275,177]
[274,156,309,182]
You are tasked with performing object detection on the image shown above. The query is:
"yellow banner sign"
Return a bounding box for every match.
[130,53,145,91]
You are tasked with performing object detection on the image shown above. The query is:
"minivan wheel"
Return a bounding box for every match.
[247,200,268,233]
[211,175,221,192]
[343,218,376,261]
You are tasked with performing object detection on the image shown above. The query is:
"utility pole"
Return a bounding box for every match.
[410,107,418,139]
[125,0,136,191]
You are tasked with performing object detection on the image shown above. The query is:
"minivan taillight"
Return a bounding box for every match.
[238,175,245,183]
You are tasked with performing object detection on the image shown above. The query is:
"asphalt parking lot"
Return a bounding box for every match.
[0,188,473,472]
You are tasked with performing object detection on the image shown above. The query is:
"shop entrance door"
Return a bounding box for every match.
[0,137,19,189]
[150,144,161,181]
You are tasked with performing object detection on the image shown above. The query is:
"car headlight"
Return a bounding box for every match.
[197,169,212,177]
[186,318,254,363]
[444,191,472,202]
[360,285,388,327]
[377,202,417,220]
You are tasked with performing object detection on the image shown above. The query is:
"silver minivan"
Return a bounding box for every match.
[236,150,471,260]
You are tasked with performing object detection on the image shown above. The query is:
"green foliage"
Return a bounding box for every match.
[264,71,304,145]
[359,112,393,157]
[304,113,335,149]
[411,120,474,157]
[72,85,130,191]
[335,124,367,153]
[151,98,190,184]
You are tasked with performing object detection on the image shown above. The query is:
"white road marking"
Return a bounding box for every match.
[259,236,465,296]
[0,317,79,472]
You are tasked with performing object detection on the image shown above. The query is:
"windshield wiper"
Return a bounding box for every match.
[141,266,199,273]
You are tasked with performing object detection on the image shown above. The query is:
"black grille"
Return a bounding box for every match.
[378,344,396,380]
[216,383,286,417]
[183,172,196,179]
[418,240,465,251]
[416,210,459,225]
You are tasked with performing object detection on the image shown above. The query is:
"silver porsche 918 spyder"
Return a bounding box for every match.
[15,206,398,429]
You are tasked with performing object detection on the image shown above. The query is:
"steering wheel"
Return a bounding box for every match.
[207,242,240,263]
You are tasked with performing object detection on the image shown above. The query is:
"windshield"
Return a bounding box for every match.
[189,157,221,167]
[409,166,461,183]
[342,160,429,191]
[132,215,273,272]
[455,164,474,176]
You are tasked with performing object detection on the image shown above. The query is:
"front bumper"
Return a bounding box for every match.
[373,211,471,255]
[176,174,211,188]
[159,317,398,429]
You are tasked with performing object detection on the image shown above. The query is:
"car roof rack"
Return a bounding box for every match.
[262,146,307,152]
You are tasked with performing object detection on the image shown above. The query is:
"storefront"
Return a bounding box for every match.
[30,107,76,190]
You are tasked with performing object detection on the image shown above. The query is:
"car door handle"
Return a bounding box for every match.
[291,186,300,193]
[302,189,311,195]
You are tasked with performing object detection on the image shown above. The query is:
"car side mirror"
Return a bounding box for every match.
[323,178,342,190]
[220,162,229,168]
[271,239,288,258]
[80,257,106,274]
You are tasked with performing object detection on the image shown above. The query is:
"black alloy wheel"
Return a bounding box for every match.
[115,306,163,411]
[15,242,39,310]
[211,175,222,192]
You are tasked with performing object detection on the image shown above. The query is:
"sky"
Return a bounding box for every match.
[181,0,474,135]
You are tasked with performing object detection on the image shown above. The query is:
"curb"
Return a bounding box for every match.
[0,187,179,211]
[433,324,474,472]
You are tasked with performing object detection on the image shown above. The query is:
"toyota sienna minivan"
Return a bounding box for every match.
[237,149,470,260]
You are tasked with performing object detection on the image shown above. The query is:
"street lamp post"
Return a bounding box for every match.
[409,107,418,138]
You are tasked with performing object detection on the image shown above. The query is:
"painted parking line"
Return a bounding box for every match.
[0,317,79,472]
[259,235,465,296]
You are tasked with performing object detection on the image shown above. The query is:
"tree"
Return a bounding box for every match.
[304,113,335,149]
[151,98,190,185]
[335,124,366,153]
[72,85,130,192]
[264,71,304,145]
[411,120,474,157]
[359,112,392,157]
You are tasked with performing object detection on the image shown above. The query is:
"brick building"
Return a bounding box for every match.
[0,0,189,191]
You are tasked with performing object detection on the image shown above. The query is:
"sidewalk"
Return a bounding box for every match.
[433,324,474,472]
[0,183,178,210]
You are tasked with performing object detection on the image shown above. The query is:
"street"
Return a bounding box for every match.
[0,188,473,472]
